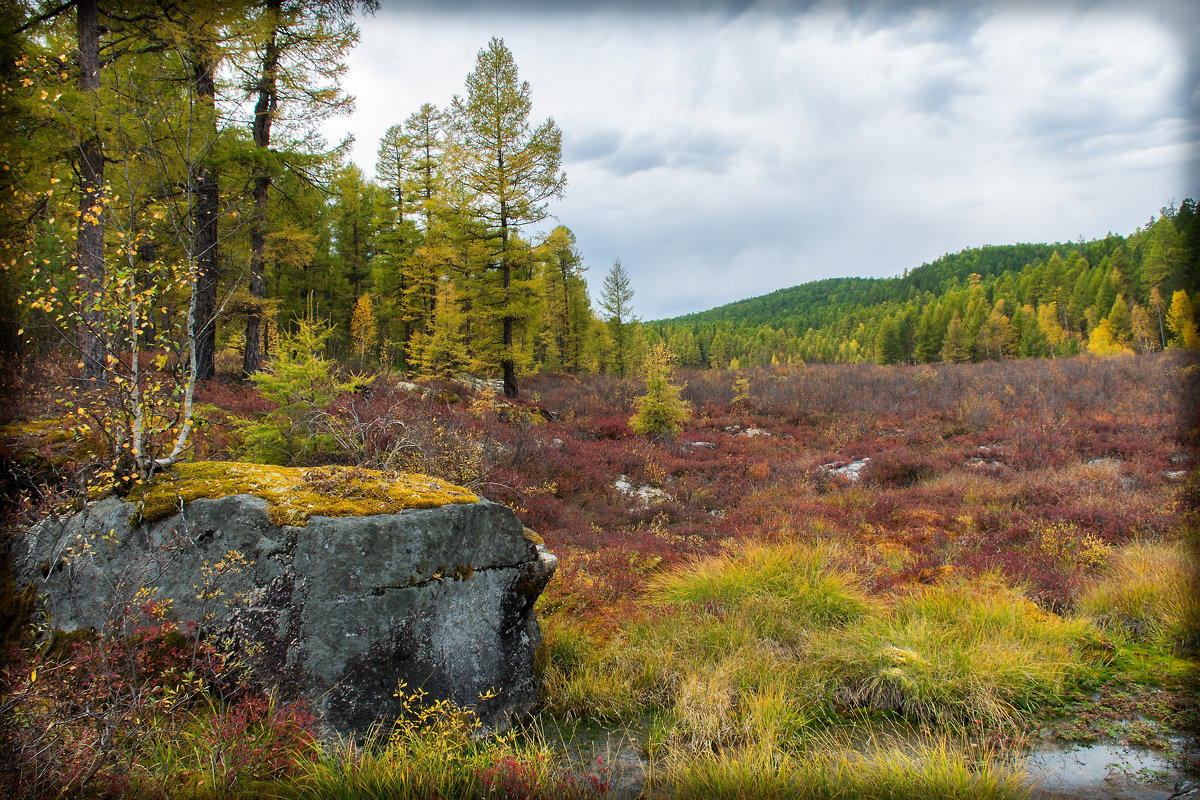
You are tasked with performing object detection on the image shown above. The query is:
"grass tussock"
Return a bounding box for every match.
[1079,540,1200,650]
[647,540,870,628]
[658,736,1031,800]
[817,577,1107,729]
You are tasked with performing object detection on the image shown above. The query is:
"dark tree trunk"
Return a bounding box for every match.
[243,0,281,377]
[192,46,219,382]
[500,204,516,399]
[76,0,105,381]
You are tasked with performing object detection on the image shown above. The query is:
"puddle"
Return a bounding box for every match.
[1023,743,1185,799]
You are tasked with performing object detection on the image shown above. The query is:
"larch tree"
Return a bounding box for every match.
[538,225,588,373]
[405,103,445,229]
[242,0,373,376]
[11,2,258,481]
[450,36,565,398]
[178,4,225,382]
[376,122,413,218]
[1149,286,1168,350]
[630,342,691,439]
[374,103,445,366]
[399,103,448,363]
[331,163,378,330]
[599,259,636,376]
[418,277,468,378]
[977,307,1016,360]
[1130,300,1158,353]
[1105,294,1133,348]
[941,312,969,363]
[75,0,106,380]
[350,291,377,367]
[874,318,902,365]
[1166,290,1198,349]
[1141,216,1183,302]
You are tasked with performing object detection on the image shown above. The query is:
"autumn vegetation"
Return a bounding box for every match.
[3,345,1199,798]
[1,2,1199,799]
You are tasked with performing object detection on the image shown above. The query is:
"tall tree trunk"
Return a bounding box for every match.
[500,203,516,398]
[76,0,105,381]
[192,45,219,382]
[243,0,281,376]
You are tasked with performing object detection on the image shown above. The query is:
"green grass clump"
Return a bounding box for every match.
[647,540,870,628]
[1078,540,1200,651]
[815,576,1106,729]
[544,542,870,747]
[660,737,1031,800]
[129,461,478,527]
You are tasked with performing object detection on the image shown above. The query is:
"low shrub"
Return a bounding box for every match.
[290,684,608,800]
[586,414,632,440]
[0,599,318,800]
[865,446,941,488]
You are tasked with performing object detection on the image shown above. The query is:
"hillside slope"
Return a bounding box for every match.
[647,203,1199,366]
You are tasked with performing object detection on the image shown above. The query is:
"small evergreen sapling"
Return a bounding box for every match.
[243,316,370,464]
[350,292,378,368]
[630,342,691,438]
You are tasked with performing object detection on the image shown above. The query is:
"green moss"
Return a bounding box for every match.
[129,461,478,527]
[0,417,104,466]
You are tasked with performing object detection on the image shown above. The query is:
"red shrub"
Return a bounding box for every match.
[864,447,942,488]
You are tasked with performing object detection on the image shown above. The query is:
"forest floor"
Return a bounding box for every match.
[2,351,1198,799]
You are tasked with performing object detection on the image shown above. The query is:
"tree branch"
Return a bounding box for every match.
[5,0,75,38]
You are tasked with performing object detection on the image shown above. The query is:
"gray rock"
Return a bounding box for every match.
[613,475,672,505]
[818,457,871,481]
[14,493,556,735]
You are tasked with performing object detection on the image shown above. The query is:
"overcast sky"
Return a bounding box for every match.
[320,0,1198,320]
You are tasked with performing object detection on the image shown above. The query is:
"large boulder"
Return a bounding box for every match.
[13,462,556,734]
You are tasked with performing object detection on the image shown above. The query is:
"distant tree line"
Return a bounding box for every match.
[649,203,1200,367]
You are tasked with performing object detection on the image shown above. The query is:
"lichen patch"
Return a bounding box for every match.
[130,461,478,527]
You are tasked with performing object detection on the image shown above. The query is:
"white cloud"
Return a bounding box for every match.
[324,2,1195,318]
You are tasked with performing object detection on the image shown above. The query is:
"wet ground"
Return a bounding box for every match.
[1025,741,1197,799]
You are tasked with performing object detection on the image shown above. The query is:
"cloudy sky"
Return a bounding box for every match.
[321,0,1198,320]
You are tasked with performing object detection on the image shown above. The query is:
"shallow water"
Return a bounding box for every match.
[1024,742,1187,799]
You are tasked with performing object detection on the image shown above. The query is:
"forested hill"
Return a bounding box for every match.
[645,205,1199,367]
[661,242,1098,331]
[662,243,1065,331]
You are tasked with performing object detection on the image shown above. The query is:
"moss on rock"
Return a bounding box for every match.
[130,461,478,527]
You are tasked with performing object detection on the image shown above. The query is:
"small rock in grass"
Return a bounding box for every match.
[818,457,870,481]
